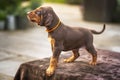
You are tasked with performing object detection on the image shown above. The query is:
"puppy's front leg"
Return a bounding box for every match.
[46,47,61,76]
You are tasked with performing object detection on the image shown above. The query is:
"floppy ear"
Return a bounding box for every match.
[45,13,53,26]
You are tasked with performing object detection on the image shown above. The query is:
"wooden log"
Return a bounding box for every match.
[14,49,120,80]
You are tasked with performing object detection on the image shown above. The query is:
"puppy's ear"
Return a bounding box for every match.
[45,13,53,26]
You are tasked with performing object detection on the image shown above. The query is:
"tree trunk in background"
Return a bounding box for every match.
[5,15,16,30]
[83,0,117,22]
[4,15,32,30]
[15,16,31,30]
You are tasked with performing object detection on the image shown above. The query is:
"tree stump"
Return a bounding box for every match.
[14,49,120,80]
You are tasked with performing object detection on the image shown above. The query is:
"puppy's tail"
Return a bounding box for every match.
[91,24,106,34]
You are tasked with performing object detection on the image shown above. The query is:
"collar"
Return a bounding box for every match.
[46,20,61,33]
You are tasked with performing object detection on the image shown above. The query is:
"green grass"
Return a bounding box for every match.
[44,0,65,3]
[44,0,83,5]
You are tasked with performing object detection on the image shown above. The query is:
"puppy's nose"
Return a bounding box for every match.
[27,11,31,15]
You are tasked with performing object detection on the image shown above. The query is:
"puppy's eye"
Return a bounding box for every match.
[36,11,41,15]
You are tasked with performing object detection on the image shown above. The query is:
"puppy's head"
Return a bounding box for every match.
[27,6,54,26]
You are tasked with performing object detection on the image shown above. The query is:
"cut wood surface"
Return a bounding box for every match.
[14,49,120,80]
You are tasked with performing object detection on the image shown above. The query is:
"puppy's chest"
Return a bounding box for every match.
[48,36,53,42]
[48,36,55,44]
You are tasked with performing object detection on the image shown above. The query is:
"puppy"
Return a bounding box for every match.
[27,6,106,76]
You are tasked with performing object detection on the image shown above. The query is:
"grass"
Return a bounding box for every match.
[44,0,65,3]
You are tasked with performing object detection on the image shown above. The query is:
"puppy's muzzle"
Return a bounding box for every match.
[27,11,43,26]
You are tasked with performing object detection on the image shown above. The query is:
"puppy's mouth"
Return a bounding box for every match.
[30,18,41,25]
[31,19,36,22]
[38,22,40,25]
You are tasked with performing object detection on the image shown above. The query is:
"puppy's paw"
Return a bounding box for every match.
[89,61,97,66]
[46,66,55,76]
[64,58,74,63]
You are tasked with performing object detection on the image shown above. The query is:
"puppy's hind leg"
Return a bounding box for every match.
[86,44,97,66]
[64,49,80,63]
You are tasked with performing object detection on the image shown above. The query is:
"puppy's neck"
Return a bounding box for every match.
[46,20,61,33]
[45,16,61,33]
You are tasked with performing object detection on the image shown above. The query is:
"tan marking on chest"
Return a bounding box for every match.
[48,37,52,42]
[48,37,55,47]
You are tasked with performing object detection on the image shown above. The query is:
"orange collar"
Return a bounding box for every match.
[46,20,61,33]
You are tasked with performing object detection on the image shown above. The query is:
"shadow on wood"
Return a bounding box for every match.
[14,49,120,80]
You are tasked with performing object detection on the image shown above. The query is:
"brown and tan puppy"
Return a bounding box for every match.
[27,6,106,76]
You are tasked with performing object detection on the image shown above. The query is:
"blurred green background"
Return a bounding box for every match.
[0,0,120,30]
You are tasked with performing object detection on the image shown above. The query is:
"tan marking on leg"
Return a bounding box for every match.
[48,36,55,52]
[89,54,97,66]
[64,49,79,63]
[46,57,57,76]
